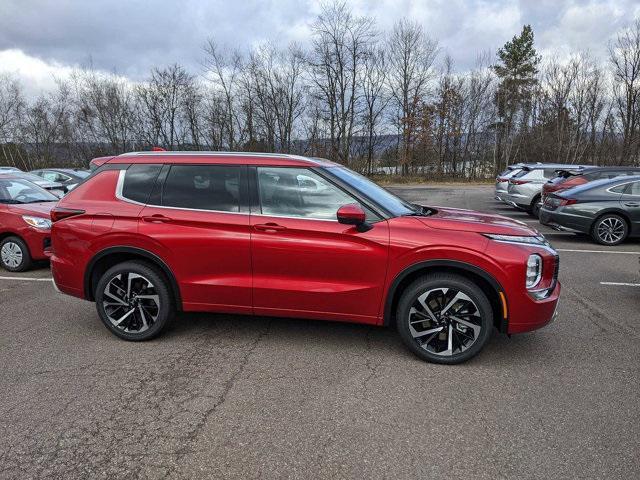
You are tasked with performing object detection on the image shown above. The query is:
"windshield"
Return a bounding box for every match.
[326,166,416,217]
[0,179,58,203]
[72,170,90,179]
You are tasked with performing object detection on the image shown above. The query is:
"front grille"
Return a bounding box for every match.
[43,237,51,249]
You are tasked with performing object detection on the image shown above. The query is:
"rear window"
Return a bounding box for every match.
[121,164,162,203]
[161,165,240,212]
[512,169,529,179]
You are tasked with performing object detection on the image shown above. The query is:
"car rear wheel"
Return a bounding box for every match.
[95,261,174,341]
[529,196,541,218]
[0,236,32,272]
[591,214,628,246]
[396,274,493,364]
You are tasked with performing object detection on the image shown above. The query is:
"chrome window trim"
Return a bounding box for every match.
[115,169,146,206]
[116,166,377,223]
[605,180,640,195]
[115,168,249,217]
[250,212,337,223]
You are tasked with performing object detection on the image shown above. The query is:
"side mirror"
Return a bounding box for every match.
[337,204,371,232]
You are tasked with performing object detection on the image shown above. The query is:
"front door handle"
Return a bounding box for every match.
[624,202,640,207]
[142,214,172,223]
[254,222,287,232]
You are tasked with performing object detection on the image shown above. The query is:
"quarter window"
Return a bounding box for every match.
[609,183,629,194]
[257,167,359,220]
[121,164,162,204]
[162,165,240,212]
[627,182,640,196]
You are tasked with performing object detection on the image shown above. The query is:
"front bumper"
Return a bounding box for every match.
[21,227,51,261]
[508,281,561,334]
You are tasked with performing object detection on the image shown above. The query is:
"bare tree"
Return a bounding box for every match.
[387,18,438,174]
[72,69,135,155]
[308,1,376,166]
[135,64,195,149]
[202,40,244,150]
[609,19,640,164]
[360,47,389,173]
[0,73,24,166]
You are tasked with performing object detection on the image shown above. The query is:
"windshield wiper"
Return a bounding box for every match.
[404,204,433,216]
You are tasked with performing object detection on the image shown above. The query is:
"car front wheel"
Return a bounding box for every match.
[396,273,493,364]
[95,261,174,341]
[591,214,628,246]
[0,236,32,272]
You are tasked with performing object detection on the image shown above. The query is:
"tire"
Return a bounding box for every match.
[95,261,175,341]
[591,214,629,246]
[529,196,541,218]
[0,236,32,272]
[396,273,493,365]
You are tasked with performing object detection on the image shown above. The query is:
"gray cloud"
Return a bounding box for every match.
[0,0,638,83]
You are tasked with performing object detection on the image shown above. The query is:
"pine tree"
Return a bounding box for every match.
[493,25,541,169]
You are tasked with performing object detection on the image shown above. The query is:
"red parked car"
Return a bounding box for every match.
[0,175,58,271]
[50,152,560,364]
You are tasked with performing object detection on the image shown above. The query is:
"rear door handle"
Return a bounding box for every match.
[142,214,172,223]
[624,202,640,207]
[254,222,287,232]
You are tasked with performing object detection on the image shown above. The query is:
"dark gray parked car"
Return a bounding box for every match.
[540,175,640,245]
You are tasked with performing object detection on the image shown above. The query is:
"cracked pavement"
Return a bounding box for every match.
[1,185,639,479]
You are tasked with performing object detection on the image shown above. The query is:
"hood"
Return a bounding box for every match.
[418,206,538,236]
[8,201,57,218]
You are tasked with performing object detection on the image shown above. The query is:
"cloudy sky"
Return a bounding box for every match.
[1,0,638,96]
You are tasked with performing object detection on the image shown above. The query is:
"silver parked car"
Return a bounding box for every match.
[504,164,587,217]
[495,163,526,201]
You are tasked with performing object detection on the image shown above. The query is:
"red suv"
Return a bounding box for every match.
[0,175,57,271]
[50,152,560,364]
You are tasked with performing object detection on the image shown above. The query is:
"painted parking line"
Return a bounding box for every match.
[600,282,640,287]
[557,248,640,255]
[0,276,52,282]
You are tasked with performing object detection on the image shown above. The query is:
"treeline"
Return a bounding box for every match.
[0,2,639,178]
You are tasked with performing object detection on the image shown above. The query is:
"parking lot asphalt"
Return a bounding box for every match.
[1,184,638,479]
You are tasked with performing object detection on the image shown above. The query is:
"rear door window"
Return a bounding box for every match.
[162,165,241,212]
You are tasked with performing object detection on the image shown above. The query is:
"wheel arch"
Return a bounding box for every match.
[383,260,507,333]
[0,230,25,243]
[530,192,541,207]
[84,246,182,310]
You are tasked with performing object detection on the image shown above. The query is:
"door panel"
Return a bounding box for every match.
[137,164,252,313]
[138,206,252,312]
[251,215,389,322]
[250,166,390,324]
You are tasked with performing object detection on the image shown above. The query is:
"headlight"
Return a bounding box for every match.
[526,254,542,289]
[484,234,548,246]
[22,216,52,229]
